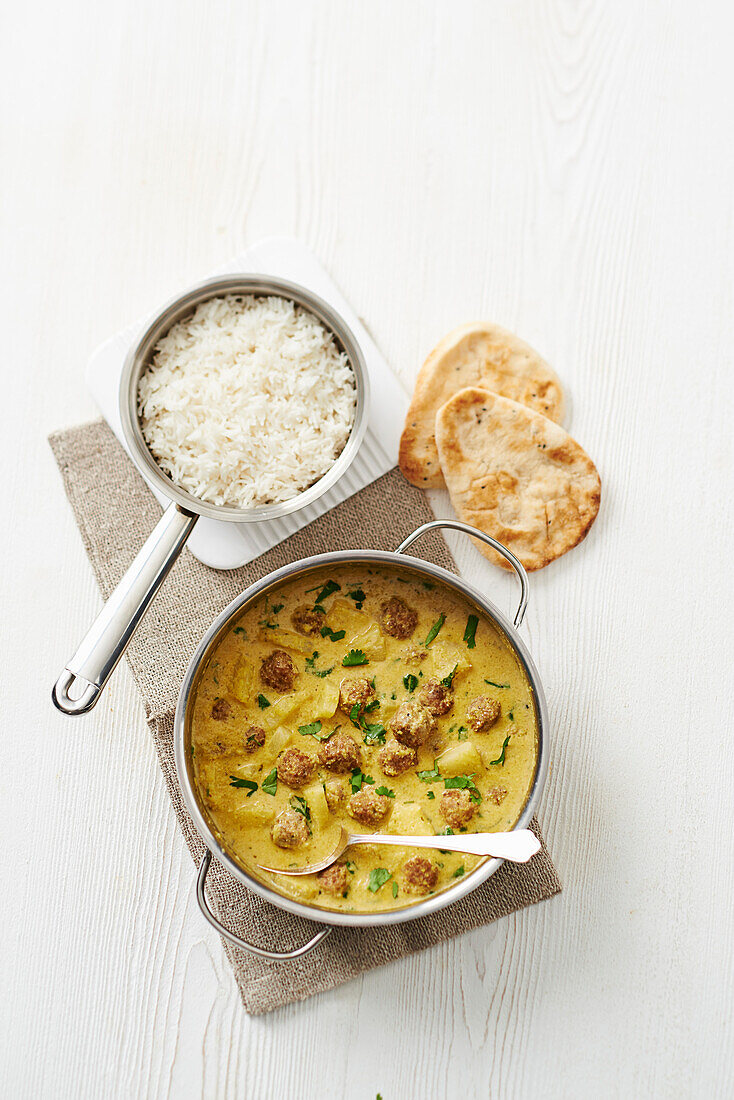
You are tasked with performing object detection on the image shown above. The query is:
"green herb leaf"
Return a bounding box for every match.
[271,603,284,615]
[347,587,366,609]
[345,860,357,875]
[440,664,458,689]
[463,614,479,649]
[484,678,510,689]
[342,648,368,667]
[424,614,445,646]
[233,626,247,636]
[363,698,380,714]
[508,711,514,721]
[403,673,419,692]
[320,626,346,641]
[426,790,435,800]
[452,865,465,878]
[306,579,341,604]
[368,868,392,893]
[444,773,483,803]
[289,795,311,827]
[417,760,442,783]
[441,826,454,836]
[228,776,258,796]
[261,768,278,796]
[489,734,511,767]
[361,721,386,745]
[305,652,334,678]
[298,720,328,741]
[375,786,395,798]
[392,881,399,898]
[257,694,271,709]
[350,768,363,793]
[457,726,468,741]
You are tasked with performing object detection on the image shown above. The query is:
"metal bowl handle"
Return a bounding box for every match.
[196,851,332,960]
[395,519,529,628]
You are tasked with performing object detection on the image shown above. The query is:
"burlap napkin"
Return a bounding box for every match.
[49,419,561,1015]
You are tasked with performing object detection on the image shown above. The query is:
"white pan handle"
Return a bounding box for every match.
[52,503,197,715]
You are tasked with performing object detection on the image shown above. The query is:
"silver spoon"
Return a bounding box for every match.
[258,826,540,875]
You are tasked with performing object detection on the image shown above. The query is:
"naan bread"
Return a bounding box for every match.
[399,323,565,488]
[435,388,600,571]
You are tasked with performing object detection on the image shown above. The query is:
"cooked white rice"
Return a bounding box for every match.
[137,294,357,509]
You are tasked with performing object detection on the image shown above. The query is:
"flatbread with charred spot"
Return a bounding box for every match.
[435,387,600,571]
[399,322,565,489]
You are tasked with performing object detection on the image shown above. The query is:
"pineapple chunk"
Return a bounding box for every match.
[261,692,304,731]
[387,802,432,835]
[302,781,331,831]
[303,680,340,722]
[429,642,471,684]
[257,627,313,655]
[328,600,386,660]
[436,741,484,777]
[235,799,275,827]
[231,660,255,703]
[264,725,294,762]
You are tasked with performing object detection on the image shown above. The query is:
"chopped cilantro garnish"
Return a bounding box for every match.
[363,698,380,714]
[271,603,284,615]
[345,860,357,875]
[368,868,392,893]
[489,734,511,767]
[417,760,441,783]
[261,768,278,796]
[361,721,386,745]
[375,785,395,798]
[440,664,458,689]
[403,673,419,693]
[426,790,435,800]
[305,652,334,678]
[463,614,479,649]
[350,769,375,792]
[349,703,362,728]
[257,694,270,709]
[289,795,311,828]
[320,626,346,641]
[452,865,465,878]
[233,626,247,636]
[228,776,258,796]
[444,774,482,803]
[342,648,368,667]
[457,726,468,741]
[392,881,399,898]
[298,720,330,741]
[307,579,341,604]
[424,614,445,646]
[484,678,510,689]
[347,587,366,609]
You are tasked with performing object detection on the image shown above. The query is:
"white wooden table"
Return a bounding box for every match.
[3,2,733,1096]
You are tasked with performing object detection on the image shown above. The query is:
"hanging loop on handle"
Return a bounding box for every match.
[52,503,198,715]
[395,519,529,628]
[196,851,332,960]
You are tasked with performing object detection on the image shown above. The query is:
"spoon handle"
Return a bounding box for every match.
[349,828,540,863]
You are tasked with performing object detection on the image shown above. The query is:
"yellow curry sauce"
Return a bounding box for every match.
[190,565,538,913]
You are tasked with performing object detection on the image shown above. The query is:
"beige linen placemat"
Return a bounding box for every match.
[49,419,561,1015]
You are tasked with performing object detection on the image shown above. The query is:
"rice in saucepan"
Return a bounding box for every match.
[137,294,357,509]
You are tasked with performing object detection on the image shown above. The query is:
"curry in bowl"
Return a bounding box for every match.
[190,565,539,913]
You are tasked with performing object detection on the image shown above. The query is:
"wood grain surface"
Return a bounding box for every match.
[2,1,733,1097]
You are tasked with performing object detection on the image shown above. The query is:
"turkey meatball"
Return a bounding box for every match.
[276,747,314,788]
[260,650,297,692]
[440,788,476,829]
[291,605,325,636]
[466,695,501,731]
[318,730,361,774]
[317,863,349,897]
[418,677,453,717]
[243,725,266,753]
[378,738,418,777]
[339,676,376,715]
[402,855,439,894]
[378,596,418,639]
[388,699,437,749]
[487,785,508,805]
[210,698,232,721]
[271,808,310,849]
[348,787,392,826]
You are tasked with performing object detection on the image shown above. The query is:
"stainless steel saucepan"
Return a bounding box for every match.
[52,275,369,715]
[174,521,549,960]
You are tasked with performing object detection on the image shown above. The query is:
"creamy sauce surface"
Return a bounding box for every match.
[191,565,539,913]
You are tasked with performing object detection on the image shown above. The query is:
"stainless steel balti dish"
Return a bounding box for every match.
[52,275,369,715]
[174,521,549,960]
